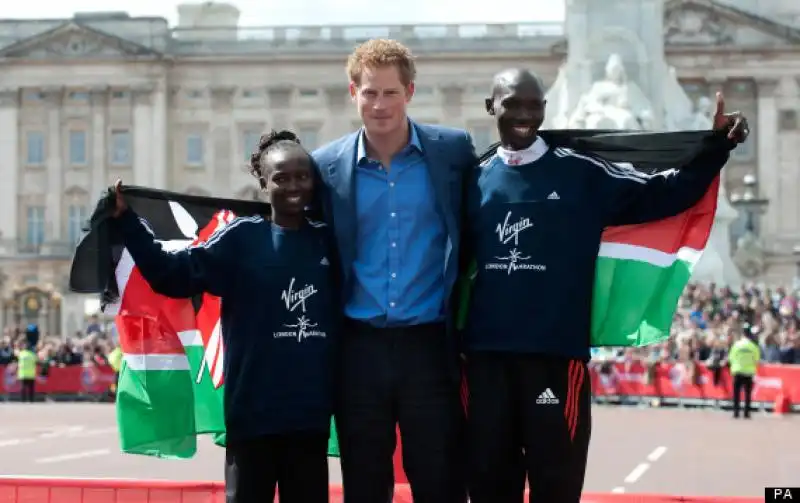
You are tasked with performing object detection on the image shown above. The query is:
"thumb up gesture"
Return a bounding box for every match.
[712,92,749,144]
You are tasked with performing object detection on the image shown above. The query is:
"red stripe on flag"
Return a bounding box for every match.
[192,210,232,387]
[196,292,224,387]
[600,176,719,253]
[115,209,231,376]
[117,267,197,355]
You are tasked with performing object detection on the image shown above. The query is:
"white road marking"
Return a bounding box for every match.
[35,449,110,464]
[39,426,84,439]
[68,427,117,438]
[0,438,35,448]
[624,462,650,484]
[0,427,114,449]
[647,446,668,462]
[614,445,669,492]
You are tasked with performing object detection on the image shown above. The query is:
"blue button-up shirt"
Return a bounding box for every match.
[345,126,447,327]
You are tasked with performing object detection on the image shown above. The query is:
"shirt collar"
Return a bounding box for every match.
[357,121,422,164]
[496,136,549,166]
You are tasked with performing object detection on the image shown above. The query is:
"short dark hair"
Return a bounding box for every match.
[248,129,305,190]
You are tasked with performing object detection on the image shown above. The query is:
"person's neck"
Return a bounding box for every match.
[365,120,410,164]
[271,213,304,230]
[499,135,538,152]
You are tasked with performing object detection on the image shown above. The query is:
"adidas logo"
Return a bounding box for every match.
[320,257,329,266]
[547,191,560,200]
[536,388,559,405]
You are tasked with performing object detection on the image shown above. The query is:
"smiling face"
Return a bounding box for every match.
[261,148,314,218]
[486,69,547,151]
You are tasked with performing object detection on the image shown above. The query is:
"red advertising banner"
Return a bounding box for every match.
[590,361,800,408]
[2,360,798,410]
[1,364,117,395]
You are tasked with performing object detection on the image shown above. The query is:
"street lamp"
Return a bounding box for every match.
[729,173,769,235]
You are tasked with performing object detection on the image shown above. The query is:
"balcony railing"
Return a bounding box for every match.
[168,22,564,54]
[0,20,565,56]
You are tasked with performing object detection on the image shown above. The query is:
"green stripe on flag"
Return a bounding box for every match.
[590,255,692,347]
[117,340,341,458]
[181,331,226,446]
[116,357,198,459]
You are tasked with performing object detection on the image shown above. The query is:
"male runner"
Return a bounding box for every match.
[461,68,749,503]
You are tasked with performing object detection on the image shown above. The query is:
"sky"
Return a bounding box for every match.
[1,0,565,26]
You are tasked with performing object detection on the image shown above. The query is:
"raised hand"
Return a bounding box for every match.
[712,92,749,143]
[112,180,128,218]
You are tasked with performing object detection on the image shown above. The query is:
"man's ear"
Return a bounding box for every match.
[485,98,494,116]
[405,81,415,103]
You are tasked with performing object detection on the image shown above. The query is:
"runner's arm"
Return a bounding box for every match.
[115,208,249,299]
[602,133,737,227]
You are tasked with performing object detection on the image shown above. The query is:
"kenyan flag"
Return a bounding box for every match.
[103,204,230,458]
[590,176,719,346]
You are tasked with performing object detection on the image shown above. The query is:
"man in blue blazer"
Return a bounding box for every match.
[312,39,475,503]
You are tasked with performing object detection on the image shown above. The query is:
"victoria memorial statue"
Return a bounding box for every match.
[543,0,743,287]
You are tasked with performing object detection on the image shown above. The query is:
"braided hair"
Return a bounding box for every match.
[248,129,304,190]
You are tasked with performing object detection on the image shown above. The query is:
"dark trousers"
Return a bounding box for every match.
[335,320,465,503]
[19,379,35,402]
[224,431,329,503]
[466,352,592,503]
[732,373,754,418]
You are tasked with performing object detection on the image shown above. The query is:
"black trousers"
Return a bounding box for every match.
[224,431,329,503]
[19,379,35,402]
[465,352,592,503]
[335,320,465,503]
[732,373,754,418]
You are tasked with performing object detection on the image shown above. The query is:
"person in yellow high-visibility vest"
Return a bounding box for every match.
[16,345,38,403]
[728,332,761,419]
[108,346,123,395]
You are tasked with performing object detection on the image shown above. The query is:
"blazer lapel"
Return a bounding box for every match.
[417,124,457,265]
[328,138,358,279]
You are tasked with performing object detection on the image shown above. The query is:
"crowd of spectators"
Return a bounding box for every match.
[0,315,117,369]
[592,282,800,365]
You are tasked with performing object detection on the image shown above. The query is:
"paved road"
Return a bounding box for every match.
[0,403,796,498]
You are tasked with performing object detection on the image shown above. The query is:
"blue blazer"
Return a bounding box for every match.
[311,121,477,333]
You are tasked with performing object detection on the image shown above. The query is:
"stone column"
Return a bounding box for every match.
[755,78,779,236]
[90,87,108,201]
[43,87,64,241]
[268,86,294,130]
[132,85,154,187]
[440,84,465,126]
[775,76,800,238]
[151,80,168,189]
[210,85,236,192]
[0,89,19,247]
[324,85,350,138]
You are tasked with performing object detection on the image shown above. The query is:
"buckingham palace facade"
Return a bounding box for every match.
[0,0,799,336]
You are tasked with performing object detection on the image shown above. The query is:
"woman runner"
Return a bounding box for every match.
[111,130,337,503]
